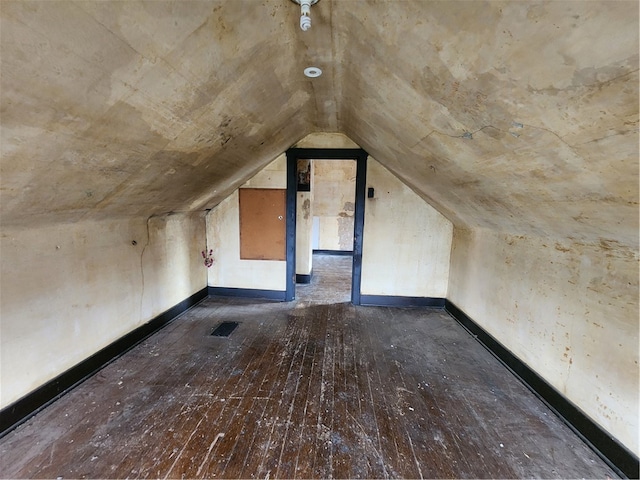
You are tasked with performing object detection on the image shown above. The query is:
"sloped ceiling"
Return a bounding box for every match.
[1,1,638,247]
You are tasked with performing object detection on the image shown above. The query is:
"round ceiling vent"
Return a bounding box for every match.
[304,66,322,78]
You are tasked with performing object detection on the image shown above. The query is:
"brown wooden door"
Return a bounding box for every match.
[239,188,286,261]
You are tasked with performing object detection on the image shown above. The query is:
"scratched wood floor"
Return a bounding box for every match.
[0,255,617,479]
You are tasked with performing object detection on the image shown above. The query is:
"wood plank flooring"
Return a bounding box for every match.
[296,253,353,305]
[0,255,617,478]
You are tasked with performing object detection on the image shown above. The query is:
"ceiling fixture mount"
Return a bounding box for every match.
[304,66,322,78]
[291,0,320,31]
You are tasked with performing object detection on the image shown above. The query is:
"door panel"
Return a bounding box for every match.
[239,188,286,261]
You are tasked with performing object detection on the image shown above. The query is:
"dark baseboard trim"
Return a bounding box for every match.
[444,300,639,480]
[360,295,445,308]
[2,290,636,478]
[208,287,286,301]
[0,287,208,439]
[313,250,353,256]
[296,272,313,284]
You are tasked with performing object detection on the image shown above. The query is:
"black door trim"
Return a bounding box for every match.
[285,148,368,304]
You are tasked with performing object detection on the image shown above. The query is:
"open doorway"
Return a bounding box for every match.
[296,159,356,304]
[285,148,368,304]
[311,160,357,254]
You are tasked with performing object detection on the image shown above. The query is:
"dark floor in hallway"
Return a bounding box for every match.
[295,253,353,304]
[0,257,617,479]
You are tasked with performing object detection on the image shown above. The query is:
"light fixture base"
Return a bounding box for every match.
[291,0,319,31]
[304,67,322,78]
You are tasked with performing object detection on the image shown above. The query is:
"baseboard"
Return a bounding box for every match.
[444,300,639,479]
[208,287,286,301]
[296,272,313,284]
[360,295,445,308]
[0,287,208,439]
[3,291,635,478]
[313,250,353,256]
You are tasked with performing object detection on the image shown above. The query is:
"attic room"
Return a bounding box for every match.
[0,0,638,478]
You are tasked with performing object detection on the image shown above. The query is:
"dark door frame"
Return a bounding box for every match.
[285,148,368,304]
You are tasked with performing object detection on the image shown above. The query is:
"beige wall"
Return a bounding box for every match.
[313,159,357,251]
[294,133,360,149]
[206,155,287,291]
[361,160,453,298]
[241,153,287,190]
[0,213,207,409]
[448,227,639,455]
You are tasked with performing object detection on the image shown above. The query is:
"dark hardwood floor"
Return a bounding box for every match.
[0,255,617,478]
[296,253,353,305]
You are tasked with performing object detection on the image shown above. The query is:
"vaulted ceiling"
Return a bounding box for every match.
[1,1,638,247]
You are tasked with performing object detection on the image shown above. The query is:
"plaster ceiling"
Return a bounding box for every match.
[1,1,638,247]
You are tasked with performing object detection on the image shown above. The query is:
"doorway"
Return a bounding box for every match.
[285,148,368,304]
[298,159,356,304]
[310,159,356,253]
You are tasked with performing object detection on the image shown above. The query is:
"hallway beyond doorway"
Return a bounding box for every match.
[296,253,352,305]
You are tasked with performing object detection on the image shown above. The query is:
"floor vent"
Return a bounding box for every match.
[210,321,239,337]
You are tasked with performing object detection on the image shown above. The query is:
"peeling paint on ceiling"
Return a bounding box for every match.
[1,0,638,247]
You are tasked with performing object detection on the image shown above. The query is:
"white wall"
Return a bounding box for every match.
[448,227,639,455]
[0,213,207,408]
[361,159,453,298]
[206,155,287,291]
